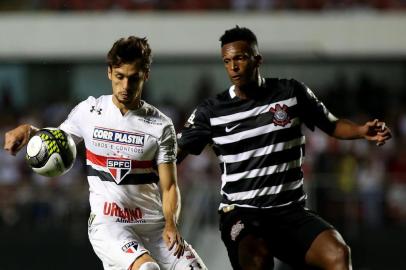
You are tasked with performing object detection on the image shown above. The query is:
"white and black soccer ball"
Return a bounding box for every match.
[26,128,77,177]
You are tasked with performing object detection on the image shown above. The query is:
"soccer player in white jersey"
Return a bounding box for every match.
[177,26,392,270]
[4,36,206,270]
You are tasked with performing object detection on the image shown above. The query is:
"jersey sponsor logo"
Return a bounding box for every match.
[230,220,245,241]
[225,123,241,132]
[104,202,144,223]
[107,158,131,183]
[270,104,291,127]
[93,127,144,146]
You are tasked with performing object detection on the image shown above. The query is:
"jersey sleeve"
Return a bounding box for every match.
[177,102,212,155]
[156,122,177,164]
[59,97,94,140]
[294,80,338,135]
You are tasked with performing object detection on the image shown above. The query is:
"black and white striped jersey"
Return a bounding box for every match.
[178,78,338,211]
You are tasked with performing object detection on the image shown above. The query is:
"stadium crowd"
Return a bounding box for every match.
[0,0,406,11]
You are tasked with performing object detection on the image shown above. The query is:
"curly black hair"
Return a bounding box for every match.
[219,26,258,47]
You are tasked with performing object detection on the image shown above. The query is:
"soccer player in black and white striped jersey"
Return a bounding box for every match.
[177,26,392,270]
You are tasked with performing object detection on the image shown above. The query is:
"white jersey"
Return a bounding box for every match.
[60,95,177,225]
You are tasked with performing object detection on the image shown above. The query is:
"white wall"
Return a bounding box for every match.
[0,11,405,60]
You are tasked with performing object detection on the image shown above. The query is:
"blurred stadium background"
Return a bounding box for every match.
[0,1,406,269]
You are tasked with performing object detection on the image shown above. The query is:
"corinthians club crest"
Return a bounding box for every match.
[270,104,291,127]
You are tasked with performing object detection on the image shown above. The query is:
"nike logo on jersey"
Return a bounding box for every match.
[225,124,240,132]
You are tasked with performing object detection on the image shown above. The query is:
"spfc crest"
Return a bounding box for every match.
[270,104,291,127]
[122,240,139,253]
[107,159,131,184]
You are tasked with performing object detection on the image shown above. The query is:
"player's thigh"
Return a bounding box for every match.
[89,222,149,270]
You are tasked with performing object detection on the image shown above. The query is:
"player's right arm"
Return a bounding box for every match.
[4,97,93,156]
[4,124,39,156]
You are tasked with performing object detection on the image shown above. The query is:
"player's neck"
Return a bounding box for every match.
[235,74,264,99]
[112,96,142,115]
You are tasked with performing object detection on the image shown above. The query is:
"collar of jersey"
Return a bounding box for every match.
[228,76,265,99]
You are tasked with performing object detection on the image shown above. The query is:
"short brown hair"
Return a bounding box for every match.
[107,36,152,72]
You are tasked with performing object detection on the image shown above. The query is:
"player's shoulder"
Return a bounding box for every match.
[198,88,230,108]
[265,77,308,96]
[140,100,174,125]
[69,95,108,116]
[77,95,108,107]
[265,77,304,89]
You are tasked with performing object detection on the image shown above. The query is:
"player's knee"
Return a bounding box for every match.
[138,261,160,270]
[324,242,351,266]
[333,243,351,265]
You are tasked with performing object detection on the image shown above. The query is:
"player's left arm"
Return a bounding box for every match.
[295,80,392,146]
[332,118,392,146]
[158,162,185,258]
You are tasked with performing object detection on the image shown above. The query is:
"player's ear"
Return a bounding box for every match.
[107,66,112,80]
[254,54,263,67]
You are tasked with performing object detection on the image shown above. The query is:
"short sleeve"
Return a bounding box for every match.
[295,80,338,135]
[59,102,84,139]
[59,97,97,140]
[177,103,212,155]
[156,123,177,164]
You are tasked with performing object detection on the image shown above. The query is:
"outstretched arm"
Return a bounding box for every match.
[158,162,185,258]
[332,118,392,146]
[4,124,39,156]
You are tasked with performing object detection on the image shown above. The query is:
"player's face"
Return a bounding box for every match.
[221,41,260,90]
[108,60,149,110]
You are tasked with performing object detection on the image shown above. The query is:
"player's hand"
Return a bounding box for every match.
[363,119,392,146]
[162,223,185,258]
[4,124,33,156]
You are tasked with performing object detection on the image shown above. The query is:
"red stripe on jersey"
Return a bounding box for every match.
[86,149,153,169]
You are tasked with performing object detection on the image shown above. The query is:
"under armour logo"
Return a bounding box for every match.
[90,106,102,115]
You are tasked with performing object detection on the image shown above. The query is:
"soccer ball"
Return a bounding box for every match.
[26,128,77,177]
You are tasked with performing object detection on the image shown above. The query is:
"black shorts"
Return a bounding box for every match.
[219,204,334,269]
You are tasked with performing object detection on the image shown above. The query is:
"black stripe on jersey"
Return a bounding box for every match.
[223,167,303,194]
[87,166,159,185]
[214,125,303,156]
[222,186,306,208]
[225,145,303,175]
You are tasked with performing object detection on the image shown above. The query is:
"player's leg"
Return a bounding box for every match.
[88,219,153,270]
[131,253,160,270]
[219,208,276,270]
[141,225,207,270]
[238,234,274,270]
[304,229,351,270]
